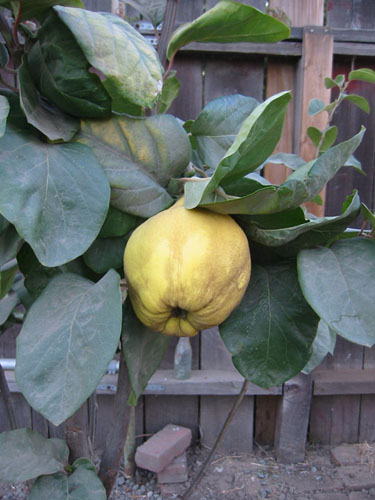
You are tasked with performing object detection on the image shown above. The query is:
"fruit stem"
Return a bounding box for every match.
[181,378,249,499]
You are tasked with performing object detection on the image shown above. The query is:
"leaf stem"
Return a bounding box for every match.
[12,3,22,48]
[315,81,349,158]
[181,379,249,500]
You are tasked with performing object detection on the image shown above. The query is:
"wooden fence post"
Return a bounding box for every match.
[265,0,333,463]
[274,374,313,463]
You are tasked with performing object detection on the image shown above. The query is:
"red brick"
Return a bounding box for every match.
[135,424,192,473]
[331,444,362,466]
[157,451,188,484]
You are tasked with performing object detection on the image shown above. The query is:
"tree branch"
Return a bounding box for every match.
[181,379,249,500]
[99,355,132,498]
[157,0,179,70]
[65,403,91,464]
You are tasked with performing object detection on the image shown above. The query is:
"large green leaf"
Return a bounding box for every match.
[242,190,361,249]
[0,224,20,267]
[0,95,9,137]
[0,264,17,299]
[18,56,80,141]
[220,262,319,388]
[302,320,336,374]
[17,243,96,300]
[191,94,259,169]
[0,292,19,325]
[83,235,128,274]
[15,270,122,426]
[185,91,291,208]
[123,0,166,26]
[122,299,170,406]
[0,429,68,483]
[30,458,106,500]
[98,207,139,238]
[158,70,181,114]
[8,0,84,21]
[27,12,112,119]
[0,123,110,267]
[77,114,191,217]
[167,0,290,60]
[54,6,163,108]
[298,238,375,347]
[187,127,365,214]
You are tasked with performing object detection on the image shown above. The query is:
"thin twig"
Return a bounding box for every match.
[181,379,249,500]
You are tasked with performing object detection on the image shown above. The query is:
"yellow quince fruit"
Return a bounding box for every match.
[123,198,251,337]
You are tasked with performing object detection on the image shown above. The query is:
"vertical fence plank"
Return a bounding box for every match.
[359,348,375,442]
[295,26,333,216]
[275,374,313,463]
[310,337,364,444]
[200,327,254,453]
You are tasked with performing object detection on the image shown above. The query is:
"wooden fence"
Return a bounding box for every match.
[2,0,375,463]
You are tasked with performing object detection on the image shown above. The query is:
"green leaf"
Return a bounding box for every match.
[185,91,291,208]
[99,207,139,238]
[0,224,21,267]
[321,125,338,151]
[349,68,375,84]
[361,202,375,230]
[242,190,360,254]
[307,126,322,148]
[335,74,345,87]
[0,293,18,325]
[308,125,338,152]
[124,0,166,27]
[0,264,17,299]
[27,12,112,119]
[0,124,110,267]
[342,94,370,113]
[191,94,259,169]
[220,262,319,388]
[298,238,375,347]
[302,320,336,374]
[191,127,364,215]
[17,243,96,300]
[0,428,68,483]
[344,154,363,173]
[30,458,106,500]
[122,299,170,406]
[10,0,84,21]
[0,43,9,68]
[76,114,190,217]
[158,70,181,114]
[324,77,338,89]
[54,6,163,108]
[18,56,80,141]
[262,152,305,170]
[308,98,325,116]
[83,235,128,274]
[15,270,122,426]
[0,95,9,137]
[167,0,290,60]
[0,214,8,234]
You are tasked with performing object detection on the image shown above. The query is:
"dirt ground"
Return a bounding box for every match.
[1,442,375,499]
